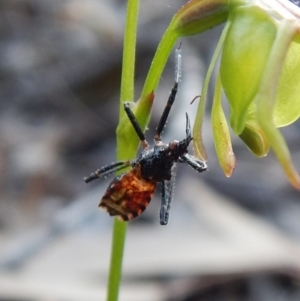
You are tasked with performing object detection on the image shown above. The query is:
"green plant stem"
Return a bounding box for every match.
[106,1,140,301]
[119,0,139,118]
[106,0,227,298]
[106,219,128,301]
[141,29,178,97]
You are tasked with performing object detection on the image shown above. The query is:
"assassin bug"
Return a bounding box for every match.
[84,46,208,225]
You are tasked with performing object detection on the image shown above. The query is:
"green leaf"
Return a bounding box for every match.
[220,5,277,134]
[239,118,270,157]
[255,19,300,189]
[274,40,300,127]
[172,0,229,36]
[212,73,235,177]
[193,20,231,160]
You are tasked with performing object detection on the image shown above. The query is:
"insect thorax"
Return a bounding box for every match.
[137,144,177,182]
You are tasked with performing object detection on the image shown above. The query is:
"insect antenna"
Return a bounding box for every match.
[155,44,182,142]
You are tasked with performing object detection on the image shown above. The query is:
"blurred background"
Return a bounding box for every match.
[1,0,300,300]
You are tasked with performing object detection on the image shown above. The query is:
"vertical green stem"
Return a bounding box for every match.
[106,219,128,301]
[119,0,140,118]
[106,1,140,301]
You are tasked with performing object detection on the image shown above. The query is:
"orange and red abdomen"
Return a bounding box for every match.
[99,164,157,221]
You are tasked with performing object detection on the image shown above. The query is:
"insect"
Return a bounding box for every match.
[84,47,208,225]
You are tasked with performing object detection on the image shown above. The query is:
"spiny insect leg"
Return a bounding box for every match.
[185,113,191,139]
[160,181,168,225]
[181,153,208,173]
[160,165,177,225]
[84,160,132,183]
[155,82,178,142]
[124,103,149,149]
[155,44,182,142]
[175,42,182,83]
[166,165,176,222]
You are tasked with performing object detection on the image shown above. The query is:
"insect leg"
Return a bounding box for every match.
[124,103,149,149]
[185,112,191,139]
[155,45,182,142]
[160,165,176,225]
[181,153,208,173]
[84,160,132,183]
[160,181,168,225]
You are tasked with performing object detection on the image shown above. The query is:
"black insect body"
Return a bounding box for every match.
[138,142,183,182]
[84,48,208,225]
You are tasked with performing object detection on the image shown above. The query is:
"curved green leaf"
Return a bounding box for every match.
[193,20,231,160]
[220,5,277,134]
[172,0,229,36]
[239,118,270,157]
[256,19,300,189]
[274,40,300,127]
[212,73,236,177]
